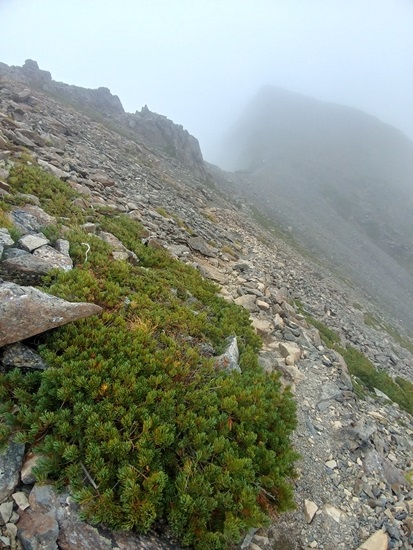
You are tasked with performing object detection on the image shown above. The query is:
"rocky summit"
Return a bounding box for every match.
[0,60,412,550]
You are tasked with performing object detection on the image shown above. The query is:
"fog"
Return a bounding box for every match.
[1,0,412,162]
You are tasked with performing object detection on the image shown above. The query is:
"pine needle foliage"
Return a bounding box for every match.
[0,163,298,549]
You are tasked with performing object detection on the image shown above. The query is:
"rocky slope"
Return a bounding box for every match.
[0,62,412,550]
[215,86,413,334]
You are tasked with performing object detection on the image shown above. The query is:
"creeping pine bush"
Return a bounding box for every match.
[0,164,298,549]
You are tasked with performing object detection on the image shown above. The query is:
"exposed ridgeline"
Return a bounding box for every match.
[0,59,209,181]
[216,86,413,332]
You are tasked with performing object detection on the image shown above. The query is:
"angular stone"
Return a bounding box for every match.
[10,206,56,236]
[1,342,48,371]
[0,535,10,547]
[54,239,70,256]
[273,313,284,329]
[373,387,391,400]
[17,509,59,550]
[0,228,14,247]
[214,336,240,373]
[1,246,72,283]
[363,449,407,487]
[38,159,70,180]
[356,530,388,550]
[13,131,36,148]
[323,503,345,523]
[234,294,257,311]
[28,485,58,514]
[256,299,270,310]
[98,231,138,265]
[33,244,73,270]
[91,171,116,187]
[21,454,42,484]
[12,492,30,510]
[304,499,318,523]
[2,247,27,260]
[0,442,25,501]
[18,233,50,252]
[0,180,11,193]
[274,287,288,304]
[1,253,60,282]
[80,222,97,234]
[0,281,102,347]
[319,381,342,403]
[196,261,227,284]
[250,317,273,337]
[279,342,301,362]
[0,501,13,525]
[188,236,215,257]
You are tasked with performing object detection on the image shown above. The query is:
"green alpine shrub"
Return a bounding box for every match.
[0,163,298,549]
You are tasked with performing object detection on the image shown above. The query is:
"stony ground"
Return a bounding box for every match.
[0,69,412,550]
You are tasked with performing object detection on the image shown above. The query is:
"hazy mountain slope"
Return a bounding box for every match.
[213,87,413,332]
[219,86,413,272]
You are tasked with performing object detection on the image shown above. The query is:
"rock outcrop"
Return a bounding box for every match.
[0,60,209,181]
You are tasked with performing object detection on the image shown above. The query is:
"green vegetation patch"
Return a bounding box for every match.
[8,163,86,224]
[306,315,341,349]
[301,311,413,415]
[0,163,298,549]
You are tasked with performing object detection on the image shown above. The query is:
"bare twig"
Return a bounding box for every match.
[80,461,98,490]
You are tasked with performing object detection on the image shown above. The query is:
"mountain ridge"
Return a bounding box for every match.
[0,60,412,550]
[215,84,413,332]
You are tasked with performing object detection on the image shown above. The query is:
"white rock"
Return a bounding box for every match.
[18,233,50,252]
[323,503,345,523]
[250,317,273,336]
[273,313,284,329]
[21,454,41,484]
[12,491,29,510]
[356,530,388,550]
[304,499,318,523]
[234,294,257,310]
[279,342,301,362]
[0,501,13,524]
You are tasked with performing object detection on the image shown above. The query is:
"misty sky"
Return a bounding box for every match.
[1,0,412,161]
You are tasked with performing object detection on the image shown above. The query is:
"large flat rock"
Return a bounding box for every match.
[0,281,102,347]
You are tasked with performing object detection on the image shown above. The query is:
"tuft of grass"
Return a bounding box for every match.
[204,211,218,224]
[364,312,381,328]
[221,245,238,258]
[171,213,193,234]
[0,204,12,228]
[155,206,169,218]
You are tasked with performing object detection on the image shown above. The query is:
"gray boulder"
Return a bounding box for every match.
[0,281,102,347]
[214,336,241,373]
[0,442,25,502]
[1,342,47,371]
